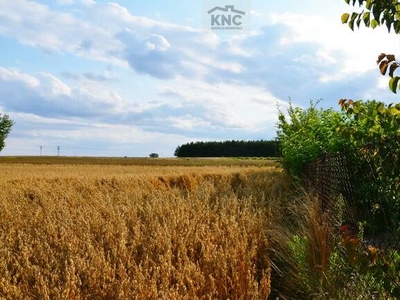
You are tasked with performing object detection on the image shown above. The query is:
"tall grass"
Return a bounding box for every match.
[268,190,340,299]
[267,184,399,299]
[0,163,280,299]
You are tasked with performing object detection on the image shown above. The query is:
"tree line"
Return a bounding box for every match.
[174,140,280,157]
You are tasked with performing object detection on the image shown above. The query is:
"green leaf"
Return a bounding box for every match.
[389,107,400,116]
[371,19,379,28]
[376,102,385,113]
[350,12,358,22]
[347,12,358,30]
[394,20,400,34]
[348,20,355,30]
[356,18,362,28]
[372,3,384,21]
[341,13,350,23]
[363,12,370,26]
[388,76,400,93]
[386,19,393,32]
[366,0,372,10]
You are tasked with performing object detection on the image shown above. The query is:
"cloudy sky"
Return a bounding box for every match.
[1,0,399,157]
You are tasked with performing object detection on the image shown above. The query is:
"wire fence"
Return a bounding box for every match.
[303,136,400,298]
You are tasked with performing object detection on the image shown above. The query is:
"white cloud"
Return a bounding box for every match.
[145,34,171,51]
[157,76,285,131]
[1,0,398,156]
[0,67,40,88]
[0,67,125,118]
[0,66,281,141]
[267,10,400,80]
[38,73,71,98]
[0,0,125,64]
[0,1,249,80]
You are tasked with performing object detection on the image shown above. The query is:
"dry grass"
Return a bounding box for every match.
[0,156,278,167]
[267,185,347,300]
[0,160,282,299]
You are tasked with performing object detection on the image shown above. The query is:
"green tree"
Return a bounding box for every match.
[0,114,15,152]
[341,0,400,93]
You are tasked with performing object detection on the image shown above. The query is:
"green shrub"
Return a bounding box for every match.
[276,100,351,178]
[277,99,400,231]
[338,99,400,233]
[338,99,400,146]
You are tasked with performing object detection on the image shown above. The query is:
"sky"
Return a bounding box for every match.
[1,0,400,157]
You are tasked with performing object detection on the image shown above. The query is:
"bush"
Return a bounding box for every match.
[277,99,400,232]
[338,99,400,233]
[338,99,400,146]
[276,100,351,178]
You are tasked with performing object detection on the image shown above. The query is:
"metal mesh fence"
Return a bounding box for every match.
[303,136,400,298]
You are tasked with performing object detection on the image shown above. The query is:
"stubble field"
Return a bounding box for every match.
[0,157,285,299]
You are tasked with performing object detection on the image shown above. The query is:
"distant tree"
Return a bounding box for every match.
[149,153,159,158]
[0,114,14,152]
[174,140,280,157]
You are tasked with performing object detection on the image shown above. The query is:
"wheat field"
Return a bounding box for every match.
[0,157,283,299]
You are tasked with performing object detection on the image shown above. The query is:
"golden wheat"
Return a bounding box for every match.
[0,162,281,299]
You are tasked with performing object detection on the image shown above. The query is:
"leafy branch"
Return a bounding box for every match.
[377,53,400,93]
[341,0,400,93]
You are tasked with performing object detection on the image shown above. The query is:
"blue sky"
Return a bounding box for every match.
[1,0,400,157]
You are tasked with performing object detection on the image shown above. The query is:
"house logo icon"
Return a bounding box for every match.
[207,5,246,27]
[203,1,249,33]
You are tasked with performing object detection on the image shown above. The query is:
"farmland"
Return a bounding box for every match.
[0,157,284,299]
